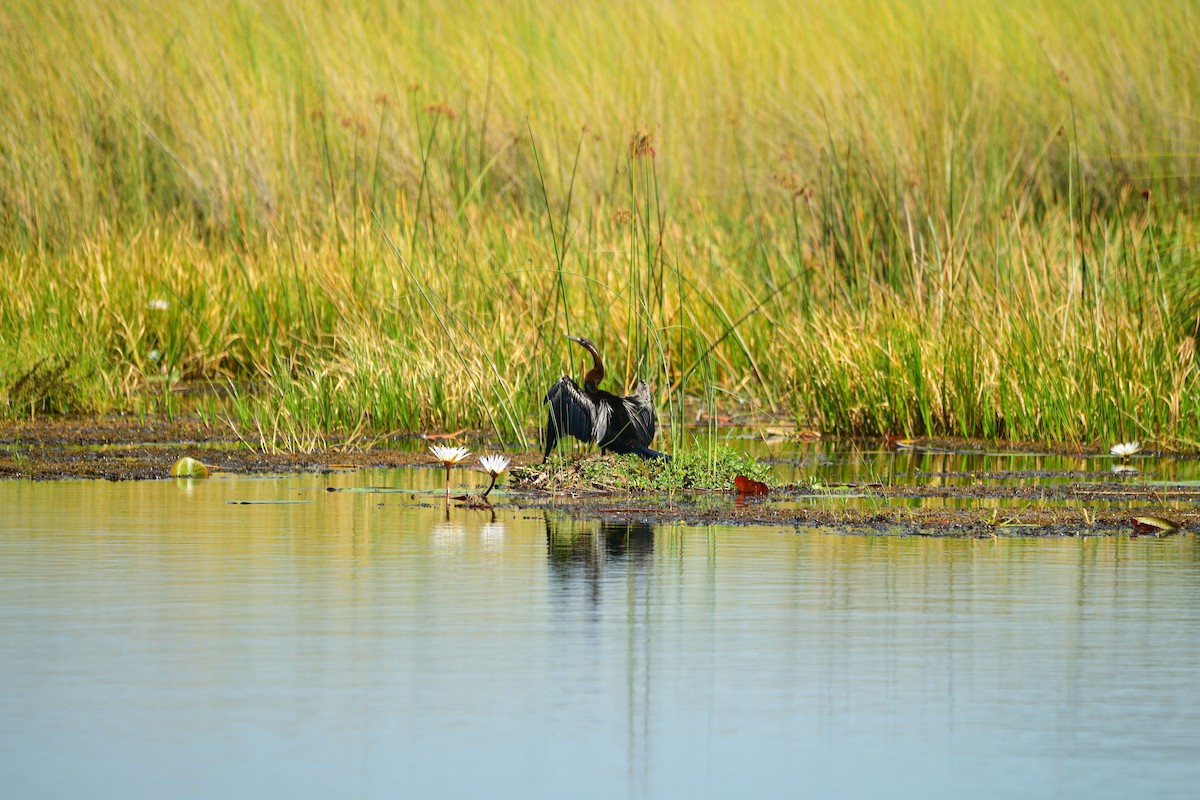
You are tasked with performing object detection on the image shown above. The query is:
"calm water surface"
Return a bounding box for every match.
[3,471,1200,799]
[758,439,1200,488]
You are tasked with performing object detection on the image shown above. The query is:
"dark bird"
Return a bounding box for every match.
[543,336,669,462]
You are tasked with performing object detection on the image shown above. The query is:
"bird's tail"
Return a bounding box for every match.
[630,443,672,460]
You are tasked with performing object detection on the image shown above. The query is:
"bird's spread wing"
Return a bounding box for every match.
[621,380,657,446]
[543,377,605,454]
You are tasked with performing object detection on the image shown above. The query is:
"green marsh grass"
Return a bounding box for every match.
[1,0,1198,450]
[515,445,771,494]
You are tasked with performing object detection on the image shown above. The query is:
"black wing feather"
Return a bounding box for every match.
[543,377,608,459]
[621,380,657,446]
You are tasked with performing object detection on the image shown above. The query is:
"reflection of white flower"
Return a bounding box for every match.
[147,298,170,311]
[1112,464,1139,475]
[477,454,511,498]
[432,522,466,553]
[1110,442,1141,459]
[430,445,471,466]
[480,522,506,552]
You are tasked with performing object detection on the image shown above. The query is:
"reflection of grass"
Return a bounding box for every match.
[1,0,1198,449]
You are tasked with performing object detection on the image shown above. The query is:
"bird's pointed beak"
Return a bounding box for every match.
[563,335,584,345]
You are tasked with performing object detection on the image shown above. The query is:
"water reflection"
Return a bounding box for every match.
[479,521,506,553]
[543,514,662,790]
[3,474,1200,799]
[431,517,467,553]
[752,438,1200,488]
[545,515,655,606]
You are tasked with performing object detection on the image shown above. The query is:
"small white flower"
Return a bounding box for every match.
[478,454,512,477]
[147,299,170,311]
[1110,442,1141,458]
[476,454,511,499]
[430,445,471,502]
[148,349,162,362]
[429,445,471,466]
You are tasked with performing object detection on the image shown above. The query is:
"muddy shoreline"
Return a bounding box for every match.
[501,491,1199,538]
[3,416,1197,537]
[0,416,445,481]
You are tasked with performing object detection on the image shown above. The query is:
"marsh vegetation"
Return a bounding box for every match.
[1,0,1197,452]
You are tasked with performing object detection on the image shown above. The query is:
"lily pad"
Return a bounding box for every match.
[1130,516,1181,533]
[170,456,209,478]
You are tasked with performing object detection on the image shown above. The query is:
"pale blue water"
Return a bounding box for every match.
[2,472,1199,799]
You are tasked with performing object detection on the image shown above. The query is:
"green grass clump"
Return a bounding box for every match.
[1,0,1198,450]
[515,446,770,493]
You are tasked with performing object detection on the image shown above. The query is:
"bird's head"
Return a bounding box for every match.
[564,335,599,357]
[565,335,605,389]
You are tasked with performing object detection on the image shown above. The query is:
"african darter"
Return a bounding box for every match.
[543,336,669,462]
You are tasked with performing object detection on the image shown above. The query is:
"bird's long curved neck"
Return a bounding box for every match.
[581,347,605,393]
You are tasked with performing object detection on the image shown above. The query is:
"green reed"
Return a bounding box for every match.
[0,0,1197,450]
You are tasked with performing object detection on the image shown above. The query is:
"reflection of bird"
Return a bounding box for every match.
[544,514,656,606]
[543,336,669,462]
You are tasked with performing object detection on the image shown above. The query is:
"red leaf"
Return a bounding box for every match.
[734,475,769,496]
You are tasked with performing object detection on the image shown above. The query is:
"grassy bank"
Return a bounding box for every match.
[1,0,1198,450]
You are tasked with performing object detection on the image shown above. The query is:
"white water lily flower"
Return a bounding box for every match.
[478,454,512,498]
[430,445,471,501]
[429,445,471,466]
[1110,442,1141,458]
[478,454,512,477]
